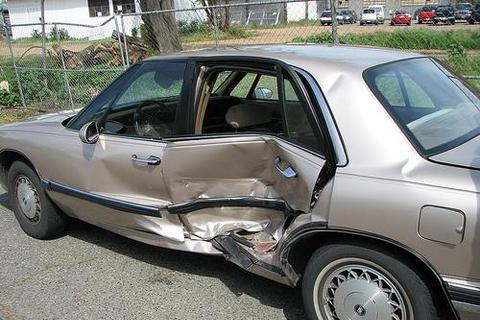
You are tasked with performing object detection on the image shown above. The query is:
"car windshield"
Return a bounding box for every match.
[365,58,480,156]
[395,10,407,14]
[422,6,436,11]
[363,9,375,14]
[321,11,332,17]
[341,10,351,15]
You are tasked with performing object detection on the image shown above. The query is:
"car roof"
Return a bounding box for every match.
[145,45,422,74]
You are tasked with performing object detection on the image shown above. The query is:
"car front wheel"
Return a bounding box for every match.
[8,161,66,239]
[302,244,440,320]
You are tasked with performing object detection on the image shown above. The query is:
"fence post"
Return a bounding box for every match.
[120,15,130,67]
[212,7,220,49]
[330,0,339,44]
[4,22,26,108]
[114,15,127,70]
[54,23,74,110]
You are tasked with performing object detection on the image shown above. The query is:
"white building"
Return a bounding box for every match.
[4,0,198,39]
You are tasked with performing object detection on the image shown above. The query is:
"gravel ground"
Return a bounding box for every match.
[0,189,305,320]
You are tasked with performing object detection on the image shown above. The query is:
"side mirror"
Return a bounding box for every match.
[79,121,99,144]
[254,87,273,100]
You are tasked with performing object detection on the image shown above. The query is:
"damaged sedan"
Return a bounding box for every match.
[0,45,479,320]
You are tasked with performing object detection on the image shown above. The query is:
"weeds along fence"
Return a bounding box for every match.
[0,0,479,110]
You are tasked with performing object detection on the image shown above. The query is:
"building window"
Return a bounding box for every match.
[88,0,110,17]
[113,0,136,14]
[338,0,350,8]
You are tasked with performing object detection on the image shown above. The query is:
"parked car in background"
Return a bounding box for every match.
[391,9,412,25]
[418,5,437,23]
[467,3,480,24]
[320,10,345,25]
[454,2,473,21]
[434,5,455,24]
[1,45,479,320]
[340,9,357,23]
[360,8,381,25]
[368,5,385,23]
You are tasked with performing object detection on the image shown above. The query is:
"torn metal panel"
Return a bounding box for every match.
[213,235,292,285]
[179,207,285,240]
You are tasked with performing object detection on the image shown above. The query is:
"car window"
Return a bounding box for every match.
[67,65,140,130]
[102,61,186,138]
[116,70,183,105]
[366,58,480,155]
[212,70,232,93]
[374,71,434,108]
[201,69,322,153]
[230,73,256,98]
[253,75,278,100]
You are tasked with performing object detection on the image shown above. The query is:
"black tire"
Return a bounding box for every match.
[418,19,423,24]
[8,161,66,239]
[302,244,440,320]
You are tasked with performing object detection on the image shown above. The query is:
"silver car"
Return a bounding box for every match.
[0,45,479,320]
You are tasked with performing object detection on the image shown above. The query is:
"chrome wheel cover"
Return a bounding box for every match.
[314,258,413,320]
[15,175,41,223]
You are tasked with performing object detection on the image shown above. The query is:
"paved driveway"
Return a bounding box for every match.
[0,190,305,320]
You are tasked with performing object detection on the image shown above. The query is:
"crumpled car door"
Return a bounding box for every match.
[161,134,325,240]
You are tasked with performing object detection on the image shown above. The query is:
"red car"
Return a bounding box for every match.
[418,5,436,23]
[391,9,412,25]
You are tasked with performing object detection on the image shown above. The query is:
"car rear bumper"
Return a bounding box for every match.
[392,18,411,23]
[360,19,378,24]
[444,279,480,319]
[455,13,471,20]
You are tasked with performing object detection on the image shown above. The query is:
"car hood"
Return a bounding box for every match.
[431,135,480,170]
[0,109,79,131]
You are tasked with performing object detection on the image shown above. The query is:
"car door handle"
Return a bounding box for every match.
[131,154,161,166]
[274,157,297,178]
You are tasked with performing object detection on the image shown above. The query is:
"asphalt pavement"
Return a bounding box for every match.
[0,189,306,320]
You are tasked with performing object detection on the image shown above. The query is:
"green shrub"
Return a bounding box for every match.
[31,29,42,40]
[48,26,71,41]
[0,90,19,108]
[178,20,211,36]
[131,26,138,38]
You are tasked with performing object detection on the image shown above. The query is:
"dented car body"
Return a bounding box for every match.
[0,45,479,320]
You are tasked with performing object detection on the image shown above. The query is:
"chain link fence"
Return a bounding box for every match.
[0,0,479,110]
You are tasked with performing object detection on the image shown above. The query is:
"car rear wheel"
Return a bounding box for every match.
[8,161,66,239]
[302,244,440,320]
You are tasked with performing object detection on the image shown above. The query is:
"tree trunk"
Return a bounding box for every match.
[139,0,182,53]
[197,0,230,32]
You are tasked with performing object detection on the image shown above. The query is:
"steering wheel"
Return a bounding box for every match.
[133,100,172,137]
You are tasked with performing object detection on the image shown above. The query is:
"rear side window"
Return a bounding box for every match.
[365,58,480,155]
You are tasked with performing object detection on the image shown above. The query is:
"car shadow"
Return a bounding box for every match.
[0,191,306,320]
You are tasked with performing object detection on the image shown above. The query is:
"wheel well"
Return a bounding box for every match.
[285,230,458,319]
[0,150,36,189]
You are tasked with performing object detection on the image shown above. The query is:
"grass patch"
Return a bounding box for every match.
[292,29,480,50]
[0,108,41,125]
[249,18,319,29]
[180,25,253,43]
